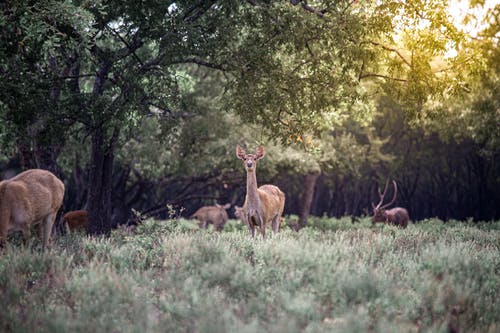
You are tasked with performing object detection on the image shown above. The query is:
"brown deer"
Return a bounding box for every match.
[0,169,65,250]
[372,180,409,228]
[191,203,231,231]
[63,210,88,232]
[234,205,247,225]
[236,145,285,238]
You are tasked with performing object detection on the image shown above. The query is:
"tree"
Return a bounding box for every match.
[2,0,497,233]
[1,0,260,235]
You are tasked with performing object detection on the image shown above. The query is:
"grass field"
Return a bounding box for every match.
[0,217,498,332]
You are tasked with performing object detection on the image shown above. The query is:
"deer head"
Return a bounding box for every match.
[236,146,265,172]
[372,180,398,223]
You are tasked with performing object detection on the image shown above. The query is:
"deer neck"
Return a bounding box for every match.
[246,169,260,209]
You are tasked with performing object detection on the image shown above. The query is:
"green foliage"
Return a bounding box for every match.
[228,1,373,142]
[0,218,498,332]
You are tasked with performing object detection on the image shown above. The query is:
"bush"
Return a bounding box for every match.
[0,217,498,332]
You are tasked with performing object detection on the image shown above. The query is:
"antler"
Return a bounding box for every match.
[379,180,398,209]
[372,180,398,209]
[372,180,388,209]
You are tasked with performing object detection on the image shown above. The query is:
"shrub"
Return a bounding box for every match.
[0,217,498,332]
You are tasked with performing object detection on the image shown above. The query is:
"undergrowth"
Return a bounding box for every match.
[0,217,498,332]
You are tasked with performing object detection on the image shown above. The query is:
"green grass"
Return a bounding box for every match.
[0,217,498,332]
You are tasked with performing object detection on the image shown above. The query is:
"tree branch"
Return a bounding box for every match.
[247,0,325,18]
[60,73,95,79]
[169,57,225,70]
[106,25,145,67]
[359,73,408,82]
[368,41,412,67]
[290,0,325,18]
[183,0,218,23]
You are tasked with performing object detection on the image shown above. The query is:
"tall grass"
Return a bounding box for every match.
[0,218,498,332]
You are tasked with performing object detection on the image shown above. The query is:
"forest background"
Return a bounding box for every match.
[1,0,499,235]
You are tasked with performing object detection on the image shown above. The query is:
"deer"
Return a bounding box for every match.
[0,169,65,250]
[234,205,247,225]
[63,210,88,232]
[372,180,409,228]
[191,203,231,231]
[236,145,285,238]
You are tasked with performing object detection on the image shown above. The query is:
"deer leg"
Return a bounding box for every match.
[0,225,7,251]
[21,223,32,247]
[271,214,280,234]
[42,213,56,250]
[258,216,266,239]
[198,220,208,229]
[247,214,256,238]
[248,223,255,238]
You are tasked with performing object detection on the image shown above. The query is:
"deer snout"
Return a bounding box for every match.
[246,162,253,168]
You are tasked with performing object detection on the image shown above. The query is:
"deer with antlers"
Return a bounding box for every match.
[236,145,285,238]
[372,180,409,228]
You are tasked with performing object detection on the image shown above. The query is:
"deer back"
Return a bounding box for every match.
[255,184,285,223]
[192,206,227,224]
[0,169,64,229]
[64,210,88,231]
[385,207,409,228]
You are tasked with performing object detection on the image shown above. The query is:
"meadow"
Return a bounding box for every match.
[0,217,498,333]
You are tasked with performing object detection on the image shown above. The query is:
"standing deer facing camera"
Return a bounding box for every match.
[236,145,285,238]
[0,169,65,250]
[372,180,409,228]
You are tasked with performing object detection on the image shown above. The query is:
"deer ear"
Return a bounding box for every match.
[255,146,265,160]
[236,146,246,160]
[222,203,231,209]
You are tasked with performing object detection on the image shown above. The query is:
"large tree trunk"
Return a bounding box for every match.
[298,171,320,228]
[87,127,116,236]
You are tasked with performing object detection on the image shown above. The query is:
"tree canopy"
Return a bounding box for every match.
[0,0,498,229]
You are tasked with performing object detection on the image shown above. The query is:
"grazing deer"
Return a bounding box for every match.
[236,145,285,238]
[191,203,231,231]
[0,169,65,250]
[372,180,409,228]
[63,210,88,232]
